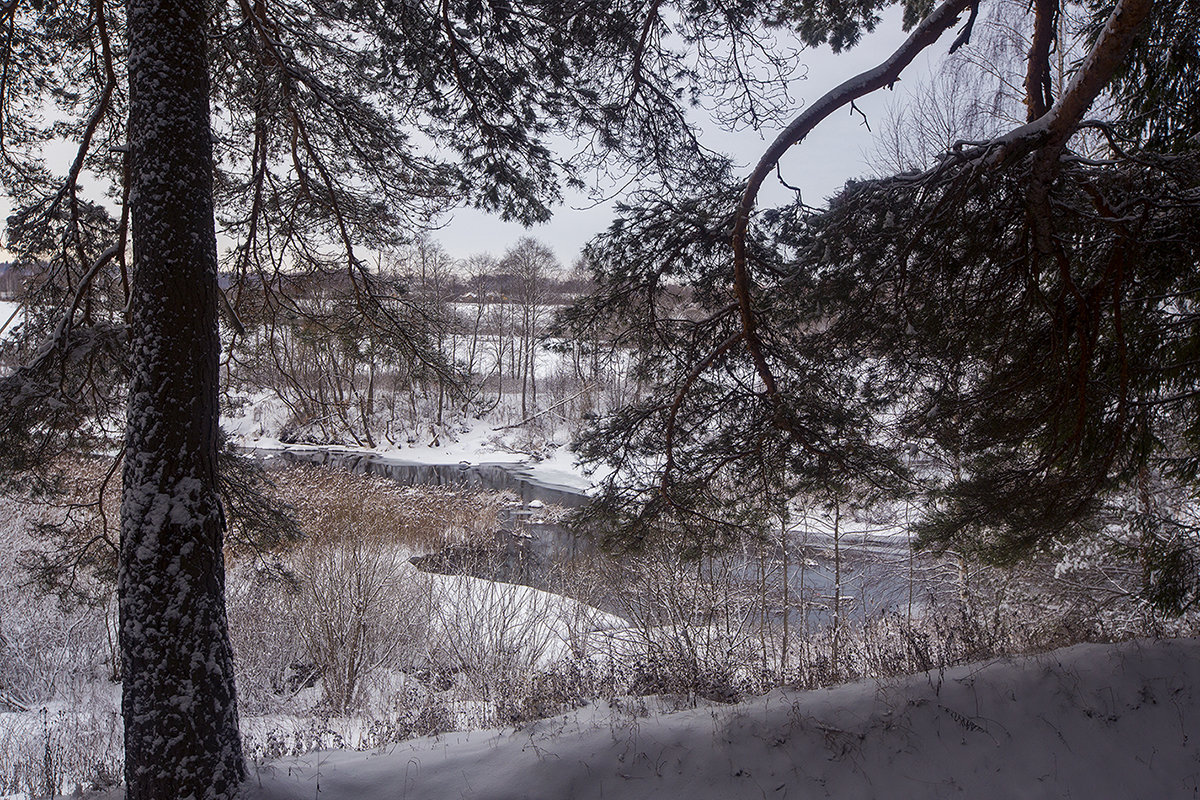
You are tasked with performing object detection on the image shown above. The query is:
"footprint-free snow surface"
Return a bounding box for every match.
[241,637,1200,799]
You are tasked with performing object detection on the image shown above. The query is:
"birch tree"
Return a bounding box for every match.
[500,237,560,419]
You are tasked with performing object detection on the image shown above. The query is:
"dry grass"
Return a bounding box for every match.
[271,463,502,553]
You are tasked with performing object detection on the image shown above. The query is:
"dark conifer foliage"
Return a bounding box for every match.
[791,155,1200,560]
[565,188,905,552]
[571,0,1200,608]
[1090,0,1200,151]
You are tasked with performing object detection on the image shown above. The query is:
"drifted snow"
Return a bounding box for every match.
[228,637,1200,800]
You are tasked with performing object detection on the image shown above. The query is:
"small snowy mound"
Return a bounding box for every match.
[243,637,1200,800]
[426,572,628,669]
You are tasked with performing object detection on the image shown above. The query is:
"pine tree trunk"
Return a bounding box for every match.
[120,1,245,797]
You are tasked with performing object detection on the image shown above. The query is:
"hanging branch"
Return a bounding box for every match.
[661,331,743,489]
[651,0,975,500]
[730,0,974,403]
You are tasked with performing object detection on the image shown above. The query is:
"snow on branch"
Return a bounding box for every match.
[728,0,1156,411]
[730,0,975,404]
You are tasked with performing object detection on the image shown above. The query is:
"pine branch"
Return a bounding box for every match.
[1023,0,1057,121]
[730,0,974,406]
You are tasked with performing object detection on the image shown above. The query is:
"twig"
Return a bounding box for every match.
[849,100,871,131]
[0,687,30,712]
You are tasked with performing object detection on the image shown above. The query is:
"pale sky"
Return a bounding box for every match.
[1,8,941,267]
[436,8,938,264]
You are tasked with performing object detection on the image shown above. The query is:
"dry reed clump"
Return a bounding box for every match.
[12,455,505,586]
[268,463,502,553]
[0,706,123,798]
[228,463,509,720]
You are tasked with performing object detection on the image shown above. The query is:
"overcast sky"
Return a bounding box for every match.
[1,8,942,268]
[436,7,938,265]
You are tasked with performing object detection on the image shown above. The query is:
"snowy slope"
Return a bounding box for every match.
[233,637,1200,800]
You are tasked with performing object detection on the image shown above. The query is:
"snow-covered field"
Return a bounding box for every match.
[217,637,1200,800]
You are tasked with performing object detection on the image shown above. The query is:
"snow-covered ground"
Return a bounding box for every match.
[224,391,602,496]
[0,299,21,341]
[208,636,1200,799]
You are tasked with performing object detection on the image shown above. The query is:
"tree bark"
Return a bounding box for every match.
[120,1,245,798]
[1023,0,1057,121]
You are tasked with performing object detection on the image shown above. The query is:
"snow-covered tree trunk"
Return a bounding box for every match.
[119,1,245,798]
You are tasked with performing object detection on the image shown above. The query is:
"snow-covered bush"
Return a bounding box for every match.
[226,566,308,717]
[228,468,520,726]
[290,533,431,715]
[429,572,573,726]
[0,490,116,711]
[595,533,780,703]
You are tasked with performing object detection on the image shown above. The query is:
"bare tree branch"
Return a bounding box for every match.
[1024,0,1057,121]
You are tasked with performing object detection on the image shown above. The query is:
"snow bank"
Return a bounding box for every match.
[238,637,1200,800]
[428,572,628,668]
[228,417,604,498]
